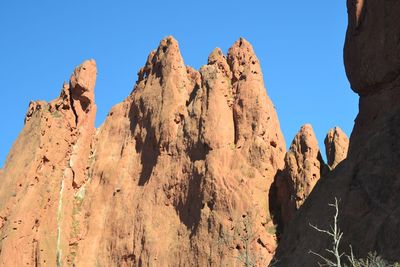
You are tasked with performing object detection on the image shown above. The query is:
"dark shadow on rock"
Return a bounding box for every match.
[129,99,159,186]
[187,141,209,162]
[269,169,284,240]
[175,164,204,238]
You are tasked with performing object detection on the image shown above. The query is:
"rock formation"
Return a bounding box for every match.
[3,0,400,263]
[324,126,349,170]
[0,60,97,266]
[0,37,286,266]
[272,124,326,231]
[344,0,400,95]
[274,1,400,265]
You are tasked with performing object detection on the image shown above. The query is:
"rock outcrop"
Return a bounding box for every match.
[0,60,97,266]
[344,0,400,95]
[272,124,326,230]
[0,37,286,266]
[274,1,400,265]
[3,1,400,263]
[324,126,349,170]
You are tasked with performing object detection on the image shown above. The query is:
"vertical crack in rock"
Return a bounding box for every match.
[56,178,65,267]
[68,86,79,127]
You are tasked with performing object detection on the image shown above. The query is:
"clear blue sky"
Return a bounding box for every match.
[0,1,358,167]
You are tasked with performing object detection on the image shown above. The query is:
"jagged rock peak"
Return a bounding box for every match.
[324,126,349,169]
[291,124,319,158]
[227,37,263,84]
[0,59,99,266]
[137,36,185,86]
[2,37,287,266]
[25,60,97,124]
[69,59,97,94]
[274,124,326,229]
[207,48,232,78]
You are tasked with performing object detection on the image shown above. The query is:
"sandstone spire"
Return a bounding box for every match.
[0,36,287,266]
[75,37,286,266]
[324,126,349,169]
[0,60,97,266]
[274,124,326,228]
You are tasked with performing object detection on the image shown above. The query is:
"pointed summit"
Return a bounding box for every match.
[274,124,326,228]
[68,59,97,127]
[324,126,349,169]
[227,37,263,83]
[69,59,97,94]
[154,36,184,68]
[207,47,231,78]
[137,36,185,87]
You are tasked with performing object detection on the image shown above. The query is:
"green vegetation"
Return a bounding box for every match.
[52,110,62,118]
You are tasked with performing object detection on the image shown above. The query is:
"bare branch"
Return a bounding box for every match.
[309,197,344,267]
[309,250,336,266]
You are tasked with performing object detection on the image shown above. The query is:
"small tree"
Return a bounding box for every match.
[309,198,399,267]
[235,214,258,267]
[214,212,269,267]
[309,197,344,267]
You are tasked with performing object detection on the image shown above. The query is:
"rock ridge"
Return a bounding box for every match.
[0,36,286,266]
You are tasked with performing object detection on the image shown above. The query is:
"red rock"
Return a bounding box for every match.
[0,60,97,266]
[273,124,326,229]
[324,126,349,169]
[0,37,285,266]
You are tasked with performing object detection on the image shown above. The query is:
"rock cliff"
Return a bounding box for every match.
[2,1,399,263]
[0,37,287,266]
[274,0,400,265]
[0,60,97,266]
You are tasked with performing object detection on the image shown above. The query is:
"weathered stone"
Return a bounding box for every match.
[273,124,326,230]
[0,37,286,266]
[0,60,97,266]
[324,126,349,169]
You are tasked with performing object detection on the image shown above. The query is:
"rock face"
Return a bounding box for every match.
[344,0,400,95]
[274,1,400,265]
[272,124,326,230]
[0,60,97,266]
[324,126,349,169]
[0,37,286,266]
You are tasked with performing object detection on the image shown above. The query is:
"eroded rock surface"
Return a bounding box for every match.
[0,60,97,266]
[0,37,286,266]
[324,126,349,169]
[272,124,326,230]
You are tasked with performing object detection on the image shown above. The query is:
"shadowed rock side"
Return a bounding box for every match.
[275,1,400,265]
[272,124,326,232]
[75,37,285,266]
[344,0,400,95]
[324,126,349,170]
[0,60,97,266]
